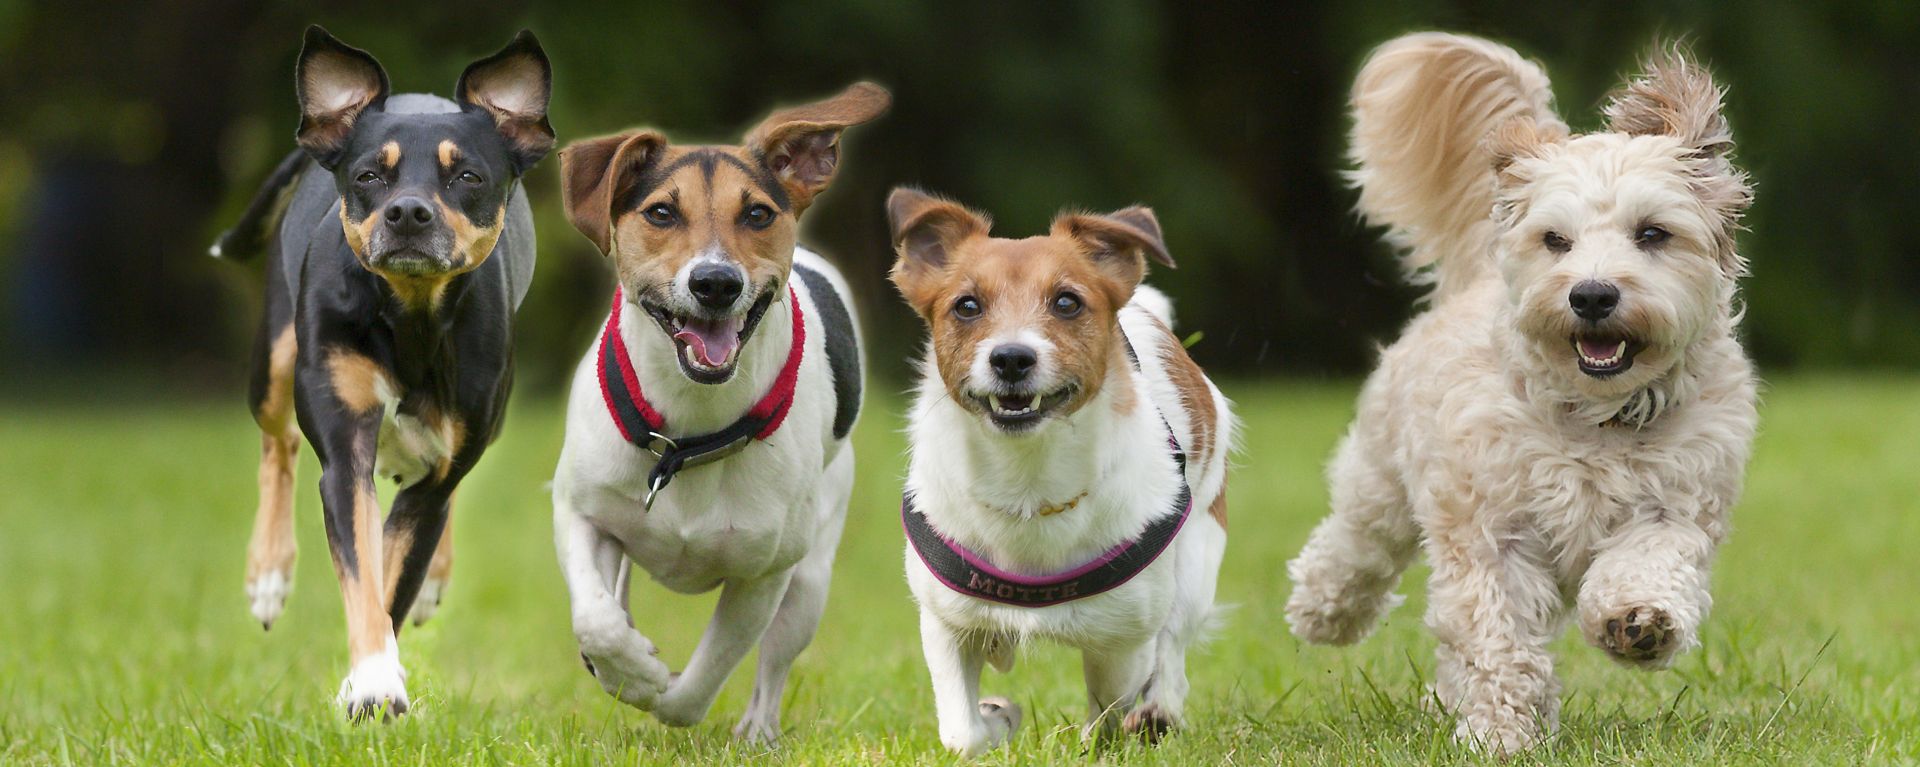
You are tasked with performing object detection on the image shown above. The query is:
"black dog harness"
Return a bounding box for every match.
[903,337,1194,608]
[598,286,804,509]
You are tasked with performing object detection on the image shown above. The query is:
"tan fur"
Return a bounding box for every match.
[379,141,399,170]
[247,325,301,594]
[338,205,378,262]
[1152,317,1217,483]
[606,146,799,301]
[745,82,892,214]
[333,483,393,662]
[326,348,389,413]
[1348,32,1565,296]
[437,139,460,170]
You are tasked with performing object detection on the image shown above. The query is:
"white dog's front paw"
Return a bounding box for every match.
[245,568,292,630]
[336,646,410,721]
[577,621,670,710]
[1592,604,1683,667]
[733,710,781,746]
[408,576,446,626]
[943,697,1022,756]
[1455,709,1543,757]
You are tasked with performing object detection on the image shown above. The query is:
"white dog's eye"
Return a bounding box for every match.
[1542,231,1572,254]
[953,295,983,320]
[1635,225,1671,248]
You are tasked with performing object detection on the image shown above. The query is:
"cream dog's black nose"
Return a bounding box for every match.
[988,344,1037,383]
[383,196,435,235]
[1569,280,1620,321]
[689,263,745,310]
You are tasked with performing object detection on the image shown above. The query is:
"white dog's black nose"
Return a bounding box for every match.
[383,196,435,236]
[689,263,745,310]
[988,344,1037,383]
[1569,280,1620,322]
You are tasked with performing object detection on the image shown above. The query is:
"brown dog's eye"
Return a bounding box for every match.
[1635,225,1671,247]
[457,170,483,185]
[643,203,677,227]
[1542,231,1572,253]
[741,204,775,230]
[953,296,982,320]
[1051,291,1083,318]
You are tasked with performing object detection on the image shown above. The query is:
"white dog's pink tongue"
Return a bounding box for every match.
[1579,338,1622,360]
[675,316,744,367]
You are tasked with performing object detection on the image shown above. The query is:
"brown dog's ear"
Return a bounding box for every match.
[886,188,989,311]
[457,29,556,173]
[1052,207,1174,292]
[747,82,891,214]
[294,26,389,168]
[558,130,667,254]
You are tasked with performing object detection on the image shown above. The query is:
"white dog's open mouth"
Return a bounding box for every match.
[972,386,1075,431]
[643,291,776,384]
[1571,335,1643,378]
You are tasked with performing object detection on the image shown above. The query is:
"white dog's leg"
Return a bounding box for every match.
[733,453,854,745]
[1286,425,1419,645]
[1578,517,1716,668]
[556,495,669,710]
[922,610,1019,755]
[1425,525,1564,757]
[1081,639,1155,744]
[1130,515,1226,738]
[651,569,794,727]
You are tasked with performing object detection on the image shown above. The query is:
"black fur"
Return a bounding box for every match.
[793,261,861,439]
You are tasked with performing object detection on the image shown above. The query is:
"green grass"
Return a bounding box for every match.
[2,377,1916,765]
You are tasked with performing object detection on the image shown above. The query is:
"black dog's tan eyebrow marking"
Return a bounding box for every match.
[380,141,400,170]
[438,139,460,170]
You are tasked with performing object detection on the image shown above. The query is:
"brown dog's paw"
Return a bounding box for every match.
[1601,606,1675,664]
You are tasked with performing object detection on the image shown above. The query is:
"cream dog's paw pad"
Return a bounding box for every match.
[1602,606,1675,663]
[1122,703,1177,743]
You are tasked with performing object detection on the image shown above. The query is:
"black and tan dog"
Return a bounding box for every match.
[212,26,553,719]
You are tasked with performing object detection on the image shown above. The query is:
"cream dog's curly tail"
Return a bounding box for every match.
[1347,32,1564,297]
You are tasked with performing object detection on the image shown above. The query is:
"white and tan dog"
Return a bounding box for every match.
[887,189,1233,755]
[548,83,887,743]
[1285,34,1757,754]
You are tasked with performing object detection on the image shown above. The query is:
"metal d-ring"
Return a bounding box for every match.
[644,432,678,458]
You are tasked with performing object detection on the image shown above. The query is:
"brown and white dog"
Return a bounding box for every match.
[550,83,885,743]
[887,189,1234,754]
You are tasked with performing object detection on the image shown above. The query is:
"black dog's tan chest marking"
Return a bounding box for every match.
[792,262,860,439]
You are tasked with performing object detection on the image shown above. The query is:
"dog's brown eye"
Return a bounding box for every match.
[1051,291,1083,318]
[355,171,380,185]
[1543,231,1572,253]
[741,204,775,230]
[643,203,677,227]
[1635,225,1671,247]
[953,296,983,320]
[457,170,483,185]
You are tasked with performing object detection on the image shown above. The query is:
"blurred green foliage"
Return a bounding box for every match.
[0,1,1914,396]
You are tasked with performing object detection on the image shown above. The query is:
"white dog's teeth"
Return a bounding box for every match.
[1031,392,1043,411]
[988,395,1002,413]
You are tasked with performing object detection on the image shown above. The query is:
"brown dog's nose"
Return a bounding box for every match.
[384,196,435,236]
[988,344,1037,383]
[1569,280,1620,322]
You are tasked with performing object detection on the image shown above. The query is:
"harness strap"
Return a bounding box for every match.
[598,286,805,508]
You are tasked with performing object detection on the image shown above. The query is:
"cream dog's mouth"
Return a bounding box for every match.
[1571,335,1643,378]
[972,386,1075,431]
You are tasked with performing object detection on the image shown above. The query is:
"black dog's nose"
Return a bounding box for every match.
[383,196,435,235]
[988,344,1038,383]
[1569,280,1620,322]
[688,263,745,310]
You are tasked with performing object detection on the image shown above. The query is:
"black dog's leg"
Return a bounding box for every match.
[382,480,457,631]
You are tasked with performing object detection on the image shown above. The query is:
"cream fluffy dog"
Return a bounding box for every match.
[1285,33,1757,755]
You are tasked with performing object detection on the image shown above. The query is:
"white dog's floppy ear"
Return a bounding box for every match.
[295,26,389,168]
[1051,207,1173,297]
[558,130,668,255]
[887,187,988,313]
[1604,45,1754,274]
[748,82,892,215]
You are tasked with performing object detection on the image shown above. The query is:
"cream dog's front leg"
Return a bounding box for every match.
[556,495,670,709]
[651,570,794,727]
[1578,512,1719,668]
[920,608,1021,756]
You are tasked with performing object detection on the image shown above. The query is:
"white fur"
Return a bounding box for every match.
[551,248,859,744]
[245,569,290,627]
[336,639,408,719]
[905,293,1234,755]
[1286,33,1758,756]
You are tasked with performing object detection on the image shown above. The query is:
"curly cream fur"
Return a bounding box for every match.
[1287,33,1758,756]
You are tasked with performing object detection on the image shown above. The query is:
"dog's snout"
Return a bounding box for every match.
[1568,280,1620,322]
[383,196,435,235]
[688,263,746,310]
[987,344,1038,383]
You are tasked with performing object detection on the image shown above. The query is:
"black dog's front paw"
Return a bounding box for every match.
[1602,606,1675,664]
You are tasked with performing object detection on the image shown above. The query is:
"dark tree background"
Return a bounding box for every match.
[0,1,1914,398]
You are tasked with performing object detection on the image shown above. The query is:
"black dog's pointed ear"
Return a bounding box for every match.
[457,29,556,173]
[295,26,389,168]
